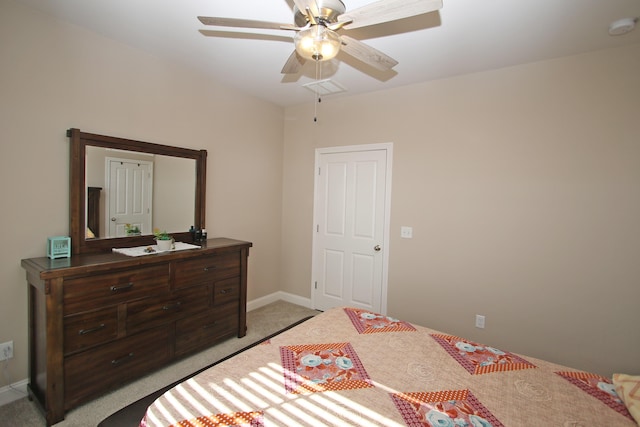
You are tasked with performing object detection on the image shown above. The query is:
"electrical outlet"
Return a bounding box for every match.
[0,341,13,361]
[475,315,486,329]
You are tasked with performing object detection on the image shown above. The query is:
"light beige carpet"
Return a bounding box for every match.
[0,301,319,427]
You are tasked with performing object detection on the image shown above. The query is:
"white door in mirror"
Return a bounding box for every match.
[107,158,153,237]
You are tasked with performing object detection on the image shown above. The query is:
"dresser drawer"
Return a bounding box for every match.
[64,306,118,355]
[173,252,240,289]
[64,265,170,315]
[64,326,170,409]
[126,285,211,334]
[175,302,239,356]
[213,277,240,306]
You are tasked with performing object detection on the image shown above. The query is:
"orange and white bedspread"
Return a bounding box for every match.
[140,307,635,426]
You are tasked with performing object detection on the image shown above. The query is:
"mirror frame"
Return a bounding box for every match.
[68,128,207,254]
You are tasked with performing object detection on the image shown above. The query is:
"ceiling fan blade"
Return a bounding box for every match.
[338,0,443,29]
[198,16,299,31]
[199,29,292,43]
[340,35,398,71]
[281,50,307,74]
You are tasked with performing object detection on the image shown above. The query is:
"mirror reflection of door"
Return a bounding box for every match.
[106,157,153,237]
[86,145,197,239]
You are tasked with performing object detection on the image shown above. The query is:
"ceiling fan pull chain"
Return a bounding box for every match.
[314,59,321,123]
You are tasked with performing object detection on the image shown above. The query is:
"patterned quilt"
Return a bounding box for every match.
[140,307,634,426]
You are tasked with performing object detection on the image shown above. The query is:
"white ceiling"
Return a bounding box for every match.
[15,0,640,107]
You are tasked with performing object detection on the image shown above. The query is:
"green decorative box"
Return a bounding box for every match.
[47,236,71,259]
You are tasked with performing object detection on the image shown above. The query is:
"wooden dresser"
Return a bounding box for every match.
[21,238,251,426]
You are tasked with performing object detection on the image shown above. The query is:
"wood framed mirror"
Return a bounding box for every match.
[68,128,207,254]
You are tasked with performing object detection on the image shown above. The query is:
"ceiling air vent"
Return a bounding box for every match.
[302,79,347,96]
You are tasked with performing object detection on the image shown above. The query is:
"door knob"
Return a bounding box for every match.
[111,217,116,221]
[374,245,381,252]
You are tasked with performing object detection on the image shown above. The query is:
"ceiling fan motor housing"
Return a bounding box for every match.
[294,0,346,26]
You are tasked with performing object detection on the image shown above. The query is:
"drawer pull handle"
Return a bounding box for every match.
[110,283,134,292]
[79,324,106,335]
[203,266,217,272]
[219,289,229,294]
[162,302,182,311]
[111,352,134,366]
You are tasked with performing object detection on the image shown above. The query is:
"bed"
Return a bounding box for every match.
[140,307,637,426]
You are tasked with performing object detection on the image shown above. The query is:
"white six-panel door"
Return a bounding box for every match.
[312,144,392,313]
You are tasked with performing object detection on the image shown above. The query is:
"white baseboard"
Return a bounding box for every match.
[247,291,312,312]
[0,294,311,408]
[0,379,28,407]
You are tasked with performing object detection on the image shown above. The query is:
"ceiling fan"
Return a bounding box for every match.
[198,0,443,75]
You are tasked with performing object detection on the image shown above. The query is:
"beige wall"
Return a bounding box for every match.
[0,0,284,386]
[282,43,640,377]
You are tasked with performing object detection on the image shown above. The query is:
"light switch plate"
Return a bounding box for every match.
[400,226,413,238]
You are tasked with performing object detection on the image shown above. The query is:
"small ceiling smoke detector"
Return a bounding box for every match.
[303,79,347,96]
[608,18,637,36]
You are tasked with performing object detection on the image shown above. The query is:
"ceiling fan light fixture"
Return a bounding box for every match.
[294,25,341,61]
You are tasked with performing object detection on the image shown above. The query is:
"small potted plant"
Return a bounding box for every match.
[124,223,141,236]
[153,228,173,251]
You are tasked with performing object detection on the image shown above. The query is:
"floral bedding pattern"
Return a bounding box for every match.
[141,307,634,427]
[280,342,373,393]
[431,334,537,375]
[557,371,633,419]
[344,307,416,334]
[391,389,504,427]
[168,411,263,427]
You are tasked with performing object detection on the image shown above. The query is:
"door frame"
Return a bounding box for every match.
[311,143,393,314]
